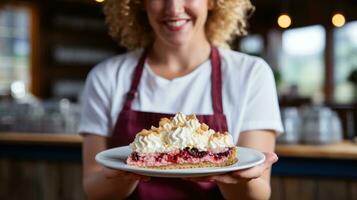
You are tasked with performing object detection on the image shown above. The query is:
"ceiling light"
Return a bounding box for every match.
[278,14,292,29]
[332,13,346,27]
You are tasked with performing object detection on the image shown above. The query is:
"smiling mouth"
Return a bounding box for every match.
[163,19,190,31]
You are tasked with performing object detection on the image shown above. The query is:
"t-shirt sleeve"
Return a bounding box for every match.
[240,59,284,135]
[78,66,111,136]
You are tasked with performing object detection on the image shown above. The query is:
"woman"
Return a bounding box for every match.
[79,0,283,199]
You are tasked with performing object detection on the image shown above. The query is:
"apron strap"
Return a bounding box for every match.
[210,47,224,114]
[122,47,224,114]
[123,49,148,110]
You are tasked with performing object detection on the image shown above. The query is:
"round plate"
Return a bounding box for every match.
[95,146,265,178]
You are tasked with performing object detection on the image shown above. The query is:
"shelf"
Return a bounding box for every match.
[0,132,82,145]
[46,31,114,46]
[46,66,92,79]
[276,141,357,160]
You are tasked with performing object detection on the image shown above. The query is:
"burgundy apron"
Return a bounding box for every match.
[110,47,228,200]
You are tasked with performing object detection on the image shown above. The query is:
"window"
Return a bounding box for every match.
[0,6,30,98]
[278,25,326,101]
[334,21,357,103]
[239,34,264,56]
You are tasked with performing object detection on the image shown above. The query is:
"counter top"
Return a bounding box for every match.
[0,132,82,145]
[1,132,357,160]
[276,141,357,160]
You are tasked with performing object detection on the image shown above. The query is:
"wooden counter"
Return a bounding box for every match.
[276,141,357,160]
[1,132,357,160]
[1,132,357,200]
[0,132,82,145]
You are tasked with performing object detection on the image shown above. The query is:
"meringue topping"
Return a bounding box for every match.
[129,113,235,153]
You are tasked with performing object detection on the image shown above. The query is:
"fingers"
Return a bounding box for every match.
[232,152,278,179]
[210,175,240,184]
[103,167,151,182]
[103,167,126,178]
[185,153,279,184]
[185,174,241,184]
[186,174,245,184]
[184,176,214,182]
[138,175,151,182]
[264,152,279,165]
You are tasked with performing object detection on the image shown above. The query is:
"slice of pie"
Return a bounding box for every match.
[126,113,237,169]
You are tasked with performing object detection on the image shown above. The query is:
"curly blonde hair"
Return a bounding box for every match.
[104,0,255,49]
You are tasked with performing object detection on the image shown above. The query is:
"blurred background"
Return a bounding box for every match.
[0,0,356,199]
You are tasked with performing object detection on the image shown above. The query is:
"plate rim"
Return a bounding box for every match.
[95,146,265,176]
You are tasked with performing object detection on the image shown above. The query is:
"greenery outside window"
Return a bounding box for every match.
[279,25,326,102]
[0,5,30,98]
[334,21,357,103]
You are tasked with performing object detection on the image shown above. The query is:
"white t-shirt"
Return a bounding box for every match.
[78,48,284,143]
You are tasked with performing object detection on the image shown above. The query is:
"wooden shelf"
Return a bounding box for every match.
[46,65,92,79]
[276,141,357,160]
[25,0,123,98]
[46,31,116,47]
[0,132,82,145]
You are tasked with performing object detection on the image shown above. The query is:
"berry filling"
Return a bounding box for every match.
[127,147,233,167]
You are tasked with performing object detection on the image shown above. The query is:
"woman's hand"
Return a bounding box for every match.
[185,152,278,184]
[103,167,151,182]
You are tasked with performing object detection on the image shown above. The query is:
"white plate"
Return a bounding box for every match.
[95,146,265,178]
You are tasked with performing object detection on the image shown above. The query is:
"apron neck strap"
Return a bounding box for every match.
[123,47,224,114]
[123,49,148,110]
[210,47,224,114]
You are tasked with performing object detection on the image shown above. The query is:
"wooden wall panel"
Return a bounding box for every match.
[2,159,357,200]
[349,180,357,200]
[272,176,356,200]
[0,159,85,200]
[59,162,85,200]
[271,177,284,200]
[317,179,348,200]
[0,159,10,200]
[39,161,61,200]
[20,160,41,199]
[282,177,300,200]
[299,178,316,200]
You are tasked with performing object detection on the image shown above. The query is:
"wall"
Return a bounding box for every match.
[1,158,357,200]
